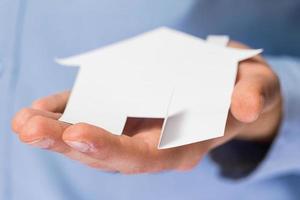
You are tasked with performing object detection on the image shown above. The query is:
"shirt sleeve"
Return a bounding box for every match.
[250,56,300,179]
[209,56,300,180]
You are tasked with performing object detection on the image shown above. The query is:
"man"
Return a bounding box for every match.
[1,0,300,199]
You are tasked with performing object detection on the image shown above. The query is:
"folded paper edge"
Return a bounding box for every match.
[157,35,231,149]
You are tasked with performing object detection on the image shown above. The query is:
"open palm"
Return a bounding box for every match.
[12,42,282,174]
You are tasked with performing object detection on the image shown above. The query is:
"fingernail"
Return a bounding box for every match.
[65,141,92,153]
[27,138,54,149]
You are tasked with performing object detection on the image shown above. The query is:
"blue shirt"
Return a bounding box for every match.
[1,0,300,199]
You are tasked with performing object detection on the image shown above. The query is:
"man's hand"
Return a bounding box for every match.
[12,42,282,174]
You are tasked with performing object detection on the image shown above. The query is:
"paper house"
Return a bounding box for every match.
[57,27,262,149]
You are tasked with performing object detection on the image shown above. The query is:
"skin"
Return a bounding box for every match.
[12,42,282,174]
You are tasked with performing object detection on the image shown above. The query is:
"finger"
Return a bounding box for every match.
[12,108,61,134]
[18,114,114,171]
[231,62,280,123]
[19,114,70,152]
[63,123,150,173]
[13,107,116,171]
[32,91,70,113]
[62,123,196,174]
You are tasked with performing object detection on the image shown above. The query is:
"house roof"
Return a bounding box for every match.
[56,27,262,67]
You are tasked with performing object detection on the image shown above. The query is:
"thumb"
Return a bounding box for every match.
[231,77,265,123]
[230,62,280,123]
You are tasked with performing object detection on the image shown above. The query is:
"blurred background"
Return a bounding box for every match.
[0,0,299,199]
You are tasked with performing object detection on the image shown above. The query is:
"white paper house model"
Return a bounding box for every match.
[57,27,262,149]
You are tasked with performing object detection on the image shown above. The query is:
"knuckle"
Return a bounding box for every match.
[64,124,111,160]
[67,123,110,153]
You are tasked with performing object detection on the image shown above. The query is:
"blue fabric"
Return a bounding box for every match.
[251,56,300,180]
[0,0,300,199]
